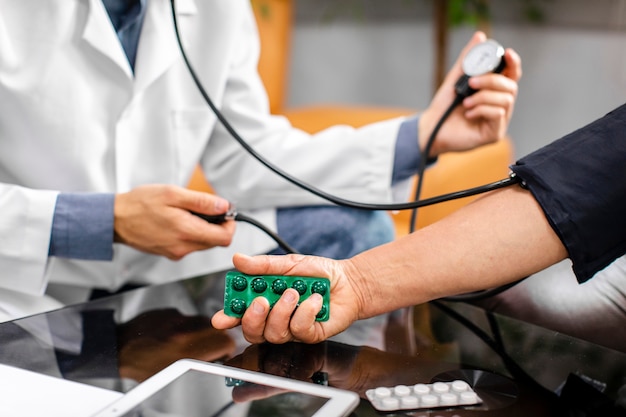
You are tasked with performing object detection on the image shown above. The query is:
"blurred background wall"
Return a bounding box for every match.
[286,0,626,157]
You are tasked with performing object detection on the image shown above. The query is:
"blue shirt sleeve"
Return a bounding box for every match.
[49,193,115,261]
[392,116,421,185]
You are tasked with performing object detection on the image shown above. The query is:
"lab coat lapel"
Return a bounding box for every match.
[82,0,133,80]
[133,0,198,93]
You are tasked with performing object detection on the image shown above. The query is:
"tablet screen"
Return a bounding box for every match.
[112,368,330,417]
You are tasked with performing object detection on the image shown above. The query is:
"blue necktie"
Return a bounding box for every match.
[102,0,146,70]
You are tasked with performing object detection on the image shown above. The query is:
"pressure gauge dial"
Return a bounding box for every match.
[462,39,506,76]
[455,39,506,98]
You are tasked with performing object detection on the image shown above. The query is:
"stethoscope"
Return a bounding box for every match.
[169,0,524,305]
[168,1,517,214]
[408,38,508,233]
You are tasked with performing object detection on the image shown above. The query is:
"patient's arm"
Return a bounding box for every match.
[212,185,567,344]
[349,185,567,319]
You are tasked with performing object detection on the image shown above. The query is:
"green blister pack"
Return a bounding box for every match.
[223,271,330,321]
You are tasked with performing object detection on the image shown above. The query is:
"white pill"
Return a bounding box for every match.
[460,391,479,404]
[366,379,482,412]
[401,395,419,408]
[421,394,439,406]
[374,387,392,398]
[394,385,411,396]
[433,381,449,393]
[440,393,458,405]
[413,383,430,395]
[452,380,470,392]
[382,396,400,409]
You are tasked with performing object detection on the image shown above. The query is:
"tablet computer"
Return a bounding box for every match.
[91,359,359,417]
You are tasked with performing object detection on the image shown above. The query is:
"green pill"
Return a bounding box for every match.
[316,305,328,319]
[224,272,330,321]
[291,279,307,295]
[251,277,268,293]
[231,276,247,291]
[230,299,247,315]
[311,280,328,296]
[272,279,288,294]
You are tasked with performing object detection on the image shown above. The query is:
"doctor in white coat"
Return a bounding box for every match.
[0,0,521,320]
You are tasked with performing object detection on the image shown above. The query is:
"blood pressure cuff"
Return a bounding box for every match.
[510,103,626,283]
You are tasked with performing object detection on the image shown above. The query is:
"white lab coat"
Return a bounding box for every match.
[0,0,404,316]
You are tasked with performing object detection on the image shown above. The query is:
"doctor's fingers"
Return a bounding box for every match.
[462,89,516,120]
[466,72,518,103]
[137,214,234,260]
[165,186,232,216]
[501,48,523,82]
[171,219,237,256]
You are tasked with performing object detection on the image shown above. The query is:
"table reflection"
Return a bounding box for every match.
[0,271,624,416]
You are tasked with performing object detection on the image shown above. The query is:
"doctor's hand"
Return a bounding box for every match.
[419,31,522,158]
[114,184,235,260]
[211,253,363,344]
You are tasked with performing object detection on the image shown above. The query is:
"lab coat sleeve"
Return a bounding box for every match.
[0,184,58,295]
[199,1,408,210]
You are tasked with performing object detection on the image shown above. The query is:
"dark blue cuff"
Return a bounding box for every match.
[49,193,115,261]
[392,117,422,185]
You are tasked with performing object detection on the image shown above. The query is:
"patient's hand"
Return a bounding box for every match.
[211,252,365,345]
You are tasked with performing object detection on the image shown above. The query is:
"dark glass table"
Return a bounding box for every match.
[0,270,624,416]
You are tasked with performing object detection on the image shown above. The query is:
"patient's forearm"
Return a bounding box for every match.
[347,185,568,319]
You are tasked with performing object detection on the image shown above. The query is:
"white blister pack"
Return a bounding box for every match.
[365,379,482,412]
